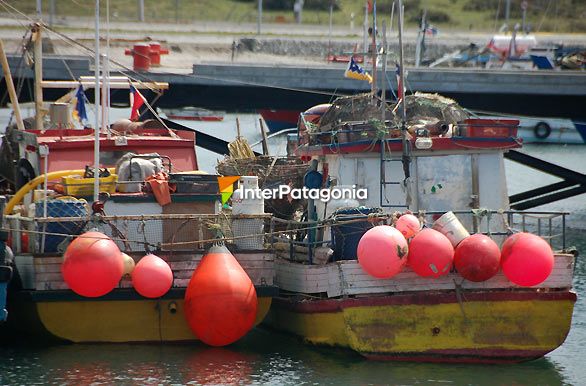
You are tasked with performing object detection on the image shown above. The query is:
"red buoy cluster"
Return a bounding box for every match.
[357,213,555,287]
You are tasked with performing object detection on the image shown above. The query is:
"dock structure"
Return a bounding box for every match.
[2,56,586,120]
[183,63,586,120]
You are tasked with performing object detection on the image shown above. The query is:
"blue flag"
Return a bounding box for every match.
[74,85,88,124]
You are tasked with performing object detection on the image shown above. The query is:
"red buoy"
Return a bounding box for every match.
[501,232,554,287]
[454,234,501,282]
[357,225,408,279]
[132,254,173,298]
[62,231,123,297]
[408,228,454,278]
[395,214,421,239]
[184,244,257,346]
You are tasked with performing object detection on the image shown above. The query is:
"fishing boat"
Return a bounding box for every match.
[262,4,576,362]
[258,109,300,133]
[162,107,224,122]
[262,91,576,363]
[0,23,276,343]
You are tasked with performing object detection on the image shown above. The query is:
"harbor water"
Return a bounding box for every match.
[1,110,585,385]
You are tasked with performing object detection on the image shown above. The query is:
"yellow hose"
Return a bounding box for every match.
[4,168,115,215]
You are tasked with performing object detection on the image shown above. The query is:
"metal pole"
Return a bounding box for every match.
[522,8,527,33]
[138,0,145,22]
[381,20,387,120]
[390,1,395,35]
[104,0,110,138]
[505,0,511,27]
[49,0,55,26]
[36,0,42,19]
[328,1,333,57]
[175,0,179,23]
[0,39,25,131]
[363,2,368,61]
[94,0,101,203]
[397,1,406,123]
[371,0,377,95]
[257,0,262,35]
[33,23,43,131]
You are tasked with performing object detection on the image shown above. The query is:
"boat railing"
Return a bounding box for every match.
[4,213,272,255]
[268,209,570,264]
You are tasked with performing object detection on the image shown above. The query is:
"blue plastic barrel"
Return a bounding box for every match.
[331,207,380,261]
[36,200,88,253]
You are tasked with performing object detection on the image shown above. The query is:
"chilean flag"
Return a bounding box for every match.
[129,84,145,121]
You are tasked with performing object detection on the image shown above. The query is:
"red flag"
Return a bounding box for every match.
[129,85,145,121]
[367,0,373,13]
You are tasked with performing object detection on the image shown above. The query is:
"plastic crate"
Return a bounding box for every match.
[464,119,519,138]
[62,174,118,196]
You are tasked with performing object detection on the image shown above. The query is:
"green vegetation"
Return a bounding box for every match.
[3,0,585,33]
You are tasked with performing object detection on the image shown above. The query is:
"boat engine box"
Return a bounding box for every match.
[169,174,219,194]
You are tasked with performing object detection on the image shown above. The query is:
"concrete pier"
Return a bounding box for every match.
[2,56,586,120]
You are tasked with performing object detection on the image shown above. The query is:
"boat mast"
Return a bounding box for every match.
[33,23,43,131]
[0,39,25,131]
[93,0,101,203]
[370,0,377,95]
[396,0,410,182]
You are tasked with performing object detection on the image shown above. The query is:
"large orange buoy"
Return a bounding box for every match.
[395,214,421,239]
[501,232,554,287]
[132,254,173,298]
[357,225,408,279]
[454,234,501,282]
[408,228,454,278]
[62,231,123,297]
[184,244,257,346]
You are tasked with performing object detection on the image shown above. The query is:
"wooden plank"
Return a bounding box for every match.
[274,254,575,296]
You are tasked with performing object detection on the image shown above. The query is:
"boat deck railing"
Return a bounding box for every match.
[4,213,272,255]
[268,209,570,264]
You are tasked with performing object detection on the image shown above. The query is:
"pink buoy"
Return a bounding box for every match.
[395,214,421,239]
[62,231,123,297]
[501,232,554,287]
[132,254,173,298]
[357,225,408,279]
[454,234,501,282]
[408,228,454,278]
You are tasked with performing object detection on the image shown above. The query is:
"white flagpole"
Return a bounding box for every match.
[93,0,101,203]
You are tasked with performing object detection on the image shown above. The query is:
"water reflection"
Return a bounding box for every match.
[181,346,257,385]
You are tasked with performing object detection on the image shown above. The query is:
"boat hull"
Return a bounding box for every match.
[266,290,576,363]
[4,287,275,343]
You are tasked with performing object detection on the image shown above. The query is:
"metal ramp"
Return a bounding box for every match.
[380,139,409,209]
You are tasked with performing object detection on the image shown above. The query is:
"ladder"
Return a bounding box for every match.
[380,139,409,209]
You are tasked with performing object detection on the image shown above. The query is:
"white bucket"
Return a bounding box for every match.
[432,211,470,247]
[232,176,264,215]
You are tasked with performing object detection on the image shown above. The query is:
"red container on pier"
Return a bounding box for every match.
[148,42,169,67]
[124,42,151,72]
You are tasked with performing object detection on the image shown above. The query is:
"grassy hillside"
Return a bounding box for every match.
[3,0,585,33]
